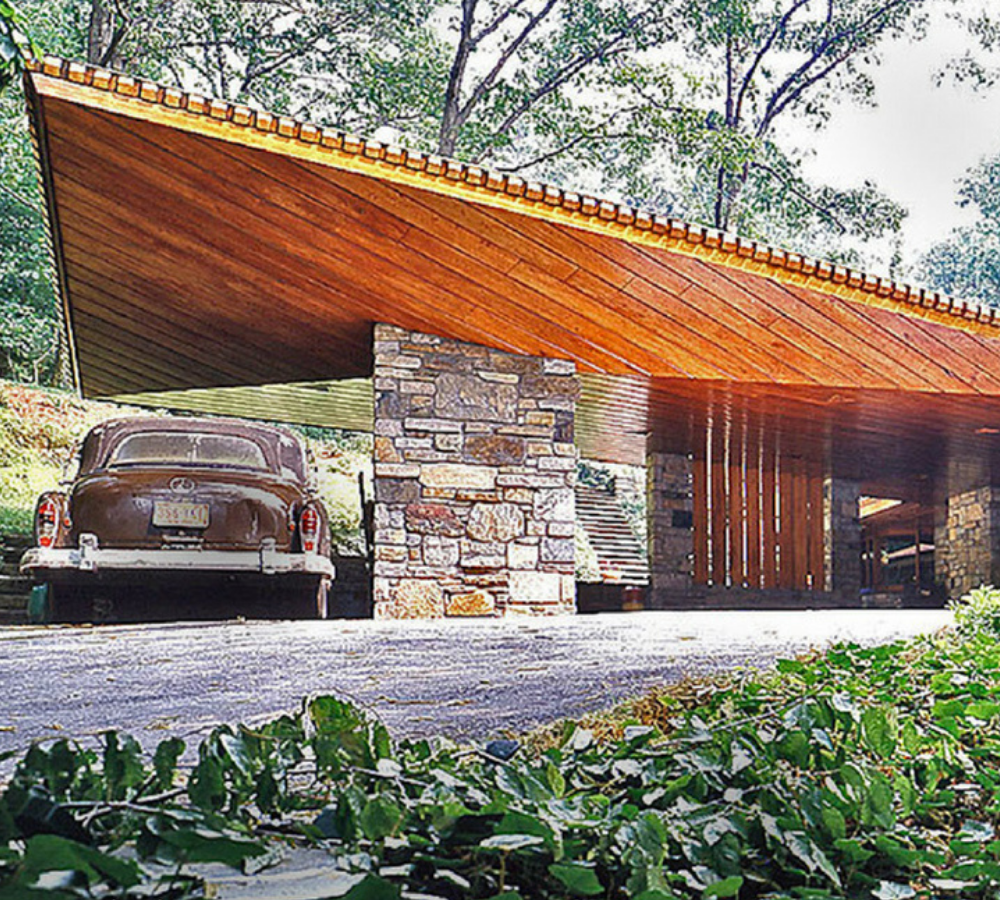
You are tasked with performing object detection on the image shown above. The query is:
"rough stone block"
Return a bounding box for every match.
[405,503,465,536]
[374,419,403,437]
[465,435,526,465]
[543,358,576,376]
[547,520,575,537]
[435,433,462,452]
[374,436,402,464]
[508,542,538,569]
[467,503,524,542]
[508,570,562,605]
[376,391,409,419]
[526,441,553,457]
[445,589,496,617]
[423,535,460,567]
[375,462,421,479]
[400,380,437,395]
[538,455,576,472]
[461,540,506,568]
[422,464,497,490]
[375,478,419,503]
[376,545,407,562]
[455,489,499,502]
[534,487,574,521]
[373,324,410,342]
[435,373,517,422]
[404,417,462,433]
[520,374,574,399]
[393,579,445,618]
[541,537,574,563]
[478,371,520,384]
[375,353,422,369]
[524,411,556,427]
[497,473,565,489]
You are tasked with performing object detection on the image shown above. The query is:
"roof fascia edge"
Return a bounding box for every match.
[29,61,1000,341]
[24,70,82,392]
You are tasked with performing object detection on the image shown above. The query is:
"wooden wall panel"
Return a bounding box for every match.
[692,422,825,592]
[710,422,728,586]
[692,449,710,585]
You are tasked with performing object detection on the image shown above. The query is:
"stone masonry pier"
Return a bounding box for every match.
[371,325,578,618]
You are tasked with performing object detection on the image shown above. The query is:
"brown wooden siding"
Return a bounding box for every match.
[693,422,825,591]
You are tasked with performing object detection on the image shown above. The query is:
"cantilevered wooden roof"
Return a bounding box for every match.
[24,56,1000,480]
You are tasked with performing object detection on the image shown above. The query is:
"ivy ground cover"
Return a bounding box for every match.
[2,622,999,899]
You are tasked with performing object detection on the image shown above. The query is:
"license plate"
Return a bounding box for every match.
[153,501,210,529]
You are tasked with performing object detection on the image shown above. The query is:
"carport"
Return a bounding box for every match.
[24,56,1000,616]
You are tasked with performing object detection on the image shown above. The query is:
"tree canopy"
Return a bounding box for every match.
[920,150,1000,308]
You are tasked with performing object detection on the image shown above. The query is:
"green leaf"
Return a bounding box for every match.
[342,874,402,899]
[480,834,545,852]
[153,738,184,790]
[549,862,604,896]
[702,875,743,898]
[821,807,846,841]
[359,796,404,841]
[162,828,264,866]
[861,707,896,758]
[19,834,140,888]
[102,731,145,801]
[965,701,1000,720]
[188,756,226,811]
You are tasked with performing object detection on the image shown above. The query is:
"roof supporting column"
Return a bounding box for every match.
[371,324,578,617]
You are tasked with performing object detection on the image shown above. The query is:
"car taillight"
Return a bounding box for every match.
[37,498,58,548]
[300,506,319,553]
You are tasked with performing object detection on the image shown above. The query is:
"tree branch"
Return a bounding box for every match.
[490,104,650,171]
[0,181,42,214]
[476,32,635,157]
[750,160,847,233]
[471,0,532,49]
[757,0,911,137]
[456,0,560,125]
[734,0,814,124]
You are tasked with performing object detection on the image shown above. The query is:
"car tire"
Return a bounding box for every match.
[50,585,88,624]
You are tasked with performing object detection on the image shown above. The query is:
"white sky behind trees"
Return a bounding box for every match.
[797,8,1000,269]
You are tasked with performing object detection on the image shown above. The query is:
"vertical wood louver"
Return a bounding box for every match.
[693,420,825,591]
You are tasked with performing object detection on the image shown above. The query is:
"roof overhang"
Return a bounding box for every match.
[24,57,1000,480]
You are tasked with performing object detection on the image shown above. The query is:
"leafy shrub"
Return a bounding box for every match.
[6,630,1000,898]
[949,584,1000,638]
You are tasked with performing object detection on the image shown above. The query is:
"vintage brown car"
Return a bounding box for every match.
[21,416,334,622]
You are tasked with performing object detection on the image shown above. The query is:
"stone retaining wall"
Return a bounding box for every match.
[372,325,578,618]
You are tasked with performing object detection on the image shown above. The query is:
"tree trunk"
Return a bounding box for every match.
[87,0,125,68]
[438,0,478,157]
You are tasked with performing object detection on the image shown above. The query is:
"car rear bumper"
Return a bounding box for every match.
[21,543,335,579]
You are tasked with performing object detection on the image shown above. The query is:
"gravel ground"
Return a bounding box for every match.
[0,608,951,760]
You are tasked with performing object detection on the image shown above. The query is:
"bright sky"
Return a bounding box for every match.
[797,10,1000,267]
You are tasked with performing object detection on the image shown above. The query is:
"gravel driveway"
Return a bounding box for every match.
[0,608,950,761]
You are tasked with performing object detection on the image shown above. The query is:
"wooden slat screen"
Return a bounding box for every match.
[692,420,825,590]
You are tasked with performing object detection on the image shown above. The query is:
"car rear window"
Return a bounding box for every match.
[108,432,270,471]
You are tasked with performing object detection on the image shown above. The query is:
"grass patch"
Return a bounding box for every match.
[8,618,1000,899]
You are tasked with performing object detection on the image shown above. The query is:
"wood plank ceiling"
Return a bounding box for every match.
[25,58,1000,489]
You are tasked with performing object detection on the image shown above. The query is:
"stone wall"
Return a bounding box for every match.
[646,451,694,608]
[823,477,861,600]
[372,324,578,618]
[939,457,1000,600]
